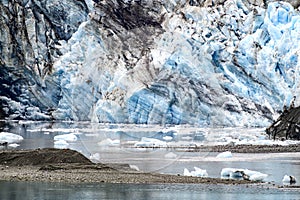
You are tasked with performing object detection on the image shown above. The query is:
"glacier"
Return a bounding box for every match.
[1,0,300,127]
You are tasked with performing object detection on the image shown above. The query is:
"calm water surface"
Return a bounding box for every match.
[0,181,299,200]
[0,121,300,199]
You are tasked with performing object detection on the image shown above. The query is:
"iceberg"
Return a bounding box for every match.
[54,140,69,149]
[216,151,233,158]
[54,133,78,142]
[221,168,268,181]
[134,137,167,148]
[0,132,23,144]
[282,175,297,184]
[183,167,208,177]
[97,139,120,147]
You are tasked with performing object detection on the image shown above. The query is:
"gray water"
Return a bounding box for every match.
[0,181,299,200]
[0,121,300,199]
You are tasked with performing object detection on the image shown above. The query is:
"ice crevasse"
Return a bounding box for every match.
[1,1,300,127]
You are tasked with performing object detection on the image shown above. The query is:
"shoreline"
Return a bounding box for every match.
[123,143,300,153]
[0,164,256,185]
[184,143,300,153]
[0,147,299,187]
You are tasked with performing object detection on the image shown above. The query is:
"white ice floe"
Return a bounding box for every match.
[216,151,232,158]
[163,136,173,141]
[129,165,140,171]
[184,167,208,177]
[164,152,178,159]
[0,132,23,143]
[8,143,19,148]
[54,140,69,148]
[209,129,300,147]
[97,138,120,146]
[134,137,167,148]
[221,168,268,181]
[54,133,77,142]
[282,175,297,184]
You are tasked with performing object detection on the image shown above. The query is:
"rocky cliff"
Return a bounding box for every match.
[1,0,300,127]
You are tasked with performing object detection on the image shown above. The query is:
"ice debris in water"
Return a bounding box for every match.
[54,133,78,142]
[8,143,20,148]
[134,137,167,148]
[221,168,268,181]
[184,167,208,177]
[282,175,297,184]
[163,136,173,141]
[216,151,233,158]
[129,165,140,171]
[97,139,120,146]
[0,132,23,143]
[54,140,69,149]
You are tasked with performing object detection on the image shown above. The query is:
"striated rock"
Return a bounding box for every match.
[266,103,300,140]
[1,0,300,127]
[0,0,88,120]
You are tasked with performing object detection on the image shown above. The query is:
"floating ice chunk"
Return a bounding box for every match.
[184,168,191,176]
[89,153,100,161]
[183,167,208,177]
[230,170,245,178]
[0,132,23,143]
[282,175,290,183]
[129,165,140,171]
[221,168,267,181]
[98,138,120,146]
[134,137,167,148]
[216,151,232,158]
[163,136,173,141]
[8,143,19,148]
[164,152,177,159]
[54,140,69,148]
[221,168,237,177]
[282,175,297,184]
[192,167,208,177]
[249,173,268,182]
[54,133,77,142]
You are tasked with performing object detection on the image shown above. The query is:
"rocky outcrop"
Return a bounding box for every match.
[0,148,92,166]
[1,0,300,127]
[0,0,88,120]
[266,104,300,140]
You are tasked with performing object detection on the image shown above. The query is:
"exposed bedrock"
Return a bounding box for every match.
[0,0,88,120]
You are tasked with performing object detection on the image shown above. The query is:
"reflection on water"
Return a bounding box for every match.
[0,121,300,186]
[0,181,299,200]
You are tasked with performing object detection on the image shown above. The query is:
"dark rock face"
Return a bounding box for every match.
[96,0,163,30]
[0,0,88,120]
[266,105,300,140]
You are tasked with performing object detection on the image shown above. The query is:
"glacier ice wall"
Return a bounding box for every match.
[1,0,300,127]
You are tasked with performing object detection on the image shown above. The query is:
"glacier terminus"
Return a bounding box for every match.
[1,0,300,127]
